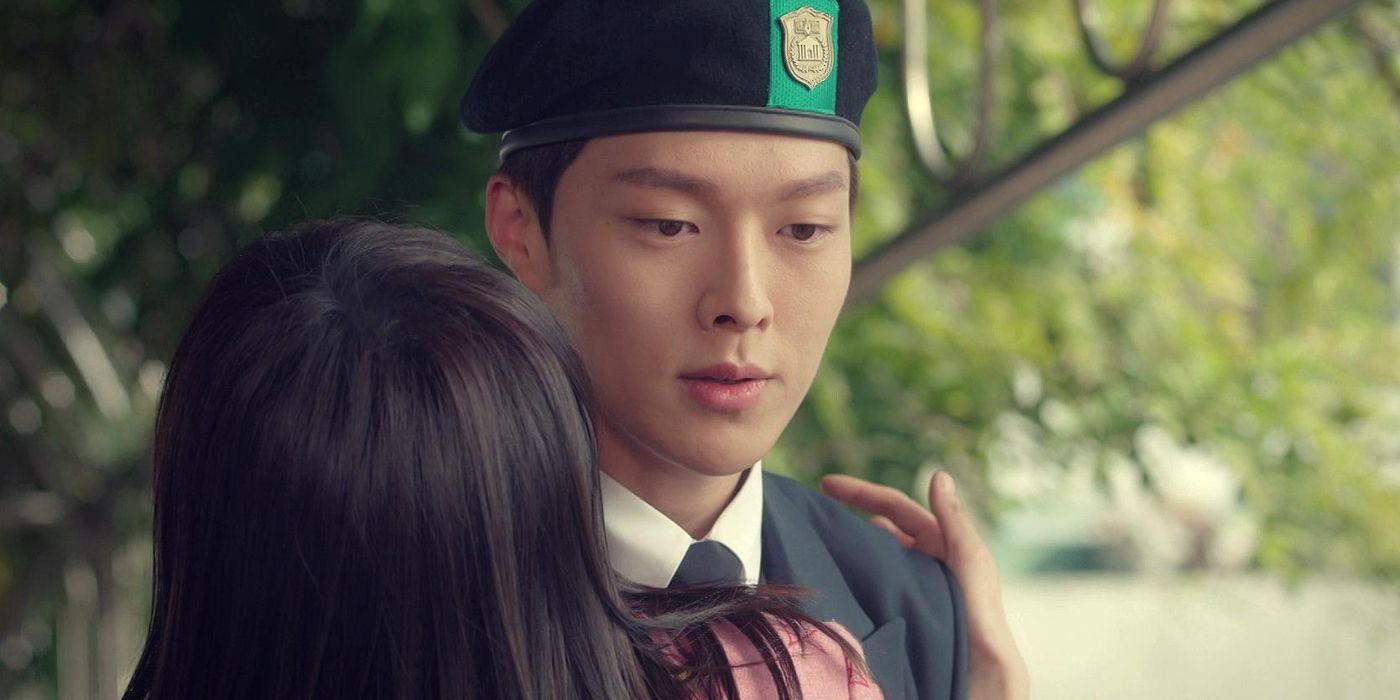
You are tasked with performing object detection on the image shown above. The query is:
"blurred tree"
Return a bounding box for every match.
[0,0,1397,696]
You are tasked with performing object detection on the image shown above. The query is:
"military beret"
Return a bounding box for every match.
[460,0,878,158]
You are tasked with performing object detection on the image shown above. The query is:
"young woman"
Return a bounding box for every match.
[121,220,879,699]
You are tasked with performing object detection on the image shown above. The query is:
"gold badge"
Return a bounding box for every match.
[780,7,834,90]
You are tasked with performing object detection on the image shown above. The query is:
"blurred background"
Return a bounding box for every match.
[2,0,1398,697]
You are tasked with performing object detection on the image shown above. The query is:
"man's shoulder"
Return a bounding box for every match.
[763,470,880,536]
[762,471,969,699]
[762,471,957,595]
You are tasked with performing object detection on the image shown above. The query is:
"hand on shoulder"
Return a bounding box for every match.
[821,471,1029,700]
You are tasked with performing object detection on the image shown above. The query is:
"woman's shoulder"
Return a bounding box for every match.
[711,616,884,700]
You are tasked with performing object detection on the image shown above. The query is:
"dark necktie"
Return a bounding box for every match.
[669,540,744,587]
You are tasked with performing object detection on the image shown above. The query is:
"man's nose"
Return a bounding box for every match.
[696,229,774,333]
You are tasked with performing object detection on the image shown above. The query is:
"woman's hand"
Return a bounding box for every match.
[822,471,1029,700]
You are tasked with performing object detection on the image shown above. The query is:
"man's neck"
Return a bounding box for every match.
[596,423,745,539]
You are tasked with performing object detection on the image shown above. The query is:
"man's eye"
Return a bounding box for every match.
[644,220,690,237]
[782,223,829,242]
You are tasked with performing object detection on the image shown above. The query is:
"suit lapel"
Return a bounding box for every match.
[760,475,914,697]
[760,475,875,639]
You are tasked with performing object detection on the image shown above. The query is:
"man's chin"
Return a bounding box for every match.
[657,437,776,479]
[655,416,787,477]
[599,406,785,480]
[674,457,763,479]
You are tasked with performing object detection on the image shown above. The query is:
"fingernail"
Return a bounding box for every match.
[937,471,956,497]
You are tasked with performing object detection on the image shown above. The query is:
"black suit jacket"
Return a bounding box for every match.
[760,472,969,700]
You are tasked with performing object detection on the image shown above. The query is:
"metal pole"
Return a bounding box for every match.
[849,0,1362,307]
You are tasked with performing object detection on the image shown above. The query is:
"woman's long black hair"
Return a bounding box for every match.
[122,220,862,699]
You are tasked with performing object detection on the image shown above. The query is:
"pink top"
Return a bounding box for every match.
[702,618,884,699]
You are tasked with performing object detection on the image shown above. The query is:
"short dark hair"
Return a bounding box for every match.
[499,140,861,236]
[124,219,862,699]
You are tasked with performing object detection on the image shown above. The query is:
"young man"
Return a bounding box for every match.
[462,1,1026,698]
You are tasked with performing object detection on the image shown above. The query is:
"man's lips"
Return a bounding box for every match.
[679,364,774,413]
[679,363,773,382]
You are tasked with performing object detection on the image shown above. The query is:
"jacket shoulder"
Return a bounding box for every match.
[763,472,959,606]
[763,472,970,699]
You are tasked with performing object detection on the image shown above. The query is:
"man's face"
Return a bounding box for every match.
[538,131,852,478]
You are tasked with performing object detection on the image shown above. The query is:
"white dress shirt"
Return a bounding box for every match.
[600,464,765,587]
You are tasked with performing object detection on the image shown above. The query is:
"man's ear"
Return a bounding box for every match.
[485,173,554,293]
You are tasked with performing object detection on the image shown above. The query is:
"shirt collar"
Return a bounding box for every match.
[600,464,765,587]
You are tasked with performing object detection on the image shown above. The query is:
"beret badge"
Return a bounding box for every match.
[780,7,834,90]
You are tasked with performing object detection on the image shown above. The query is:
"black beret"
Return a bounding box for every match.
[461,0,878,158]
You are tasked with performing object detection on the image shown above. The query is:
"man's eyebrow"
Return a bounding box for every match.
[610,167,718,197]
[777,171,848,200]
